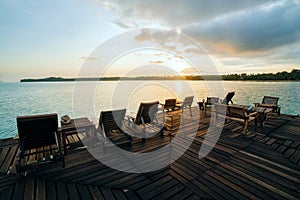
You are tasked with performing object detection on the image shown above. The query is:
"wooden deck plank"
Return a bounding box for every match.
[0,146,18,173]
[0,108,299,199]
[36,178,46,200]
[66,183,81,200]
[142,179,178,200]
[232,153,300,184]
[213,165,272,200]
[77,184,92,199]
[56,181,68,200]
[168,187,194,200]
[219,159,299,200]
[171,162,198,183]
[189,177,228,199]
[202,171,245,200]
[46,180,57,200]
[0,147,10,172]
[24,178,35,200]
[0,174,16,191]
[12,178,26,200]
[100,187,116,200]
[228,157,300,197]
[290,147,300,165]
[88,185,105,200]
[151,181,185,200]
[0,184,14,199]
[111,189,128,200]
[124,190,141,200]
[137,175,173,195]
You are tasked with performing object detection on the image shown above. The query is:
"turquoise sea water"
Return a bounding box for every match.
[0,81,299,139]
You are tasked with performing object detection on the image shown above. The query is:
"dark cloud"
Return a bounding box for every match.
[184,1,300,53]
[96,0,300,72]
[104,0,300,55]
[97,0,271,27]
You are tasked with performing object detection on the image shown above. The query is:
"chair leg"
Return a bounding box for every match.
[16,159,22,179]
[255,117,258,131]
[214,115,217,125]
[160,128,164,137]
[62,154,65,168]
[243,120,249,134]
[142,129,146,142]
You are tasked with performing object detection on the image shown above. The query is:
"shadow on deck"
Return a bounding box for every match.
[0,107,300,199]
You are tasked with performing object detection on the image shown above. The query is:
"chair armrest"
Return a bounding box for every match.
[248,111,258,117]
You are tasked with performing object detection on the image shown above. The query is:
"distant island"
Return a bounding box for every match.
[20,69,300,82]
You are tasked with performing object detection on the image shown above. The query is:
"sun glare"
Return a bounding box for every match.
[103,49,193,77]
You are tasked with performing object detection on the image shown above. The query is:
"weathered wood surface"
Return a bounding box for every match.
[0,107,299,199]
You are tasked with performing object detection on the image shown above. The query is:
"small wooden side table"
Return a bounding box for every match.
[60,117,95,154]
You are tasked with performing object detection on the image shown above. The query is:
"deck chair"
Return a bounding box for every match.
[98,109,132,146]
[16,113,64,177]
[214,104,258,133]
[254,96,280,115]
[128,101,165,141]
[203,97,219,116]
[221,91,235,105]
[176,96,194,117]
[161,98,177,112]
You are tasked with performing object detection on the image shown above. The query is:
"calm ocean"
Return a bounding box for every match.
[1,81,299,139]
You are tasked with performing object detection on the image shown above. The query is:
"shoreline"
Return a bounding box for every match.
[17,79,300,83]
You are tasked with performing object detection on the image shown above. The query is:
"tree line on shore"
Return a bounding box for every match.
[222,69,300,80]
[20,69,300,82]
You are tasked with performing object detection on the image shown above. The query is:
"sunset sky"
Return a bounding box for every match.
[1,0,300,82]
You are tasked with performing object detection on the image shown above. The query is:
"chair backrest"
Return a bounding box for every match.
[214,103,228,116]
[164,98,176,109]
[135,101,159,125]
[99,109,126,134]
[214,104,248,119]
[182,96,194,107]
[227,105,247,119]
[206,97,219,105]
[221,92,235,104]
[262,96,279,105]
[17,113,58,150]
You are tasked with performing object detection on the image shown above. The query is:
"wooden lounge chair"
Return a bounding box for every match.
[203,97,219,116]
[128,101,165,141]
[16,113,64,177]
[176,96,194,117]
[221,91,235,105]
[197,92,234,116]
[214,103,258,133]
[254,96,280,115]
[160,98,177,112]
[98,109,132,146]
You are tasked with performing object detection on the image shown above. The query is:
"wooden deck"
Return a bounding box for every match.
[0,107,300,199]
